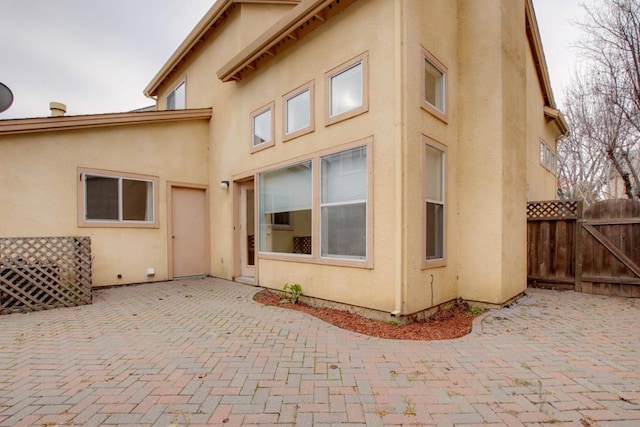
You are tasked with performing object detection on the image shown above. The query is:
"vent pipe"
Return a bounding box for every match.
[49,102,66,117]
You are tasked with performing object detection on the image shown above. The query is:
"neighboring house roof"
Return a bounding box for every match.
[0,108,212,136]
[144,0,301,98]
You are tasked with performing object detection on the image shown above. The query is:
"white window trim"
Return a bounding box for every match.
[166,79,186,110]
[283,81,315,142]
[539,139,557,174]
[256,137,374,269]
[77,168,159,228]
[420,47,448,123]
[422,135,446,269]
[251,102,275,153]
[325,52,369,126]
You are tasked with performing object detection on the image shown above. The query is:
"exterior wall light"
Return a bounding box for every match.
[220,180,230,190]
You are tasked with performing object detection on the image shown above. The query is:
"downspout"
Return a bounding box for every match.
[392,0,406,316]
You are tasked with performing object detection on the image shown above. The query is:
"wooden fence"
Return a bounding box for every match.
[527,199,640,297]
[0,237,92,315]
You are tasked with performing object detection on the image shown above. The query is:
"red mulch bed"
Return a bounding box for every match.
[253,290,480,341]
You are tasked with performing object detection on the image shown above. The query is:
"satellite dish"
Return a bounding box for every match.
[0,82,14,113]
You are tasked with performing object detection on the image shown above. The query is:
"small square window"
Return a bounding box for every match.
[421,47,447,122]
[283,82,314,141]
[325,52,369,126]
[167,81,185,110]
[251,102,275,152]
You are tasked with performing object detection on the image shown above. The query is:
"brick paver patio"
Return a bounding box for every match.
[0,277,638,426]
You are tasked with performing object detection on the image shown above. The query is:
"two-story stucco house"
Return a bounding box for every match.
[0,0,567,320]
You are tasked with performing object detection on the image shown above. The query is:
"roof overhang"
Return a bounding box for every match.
[525,0,569,136]
[144,0,301,98]
[0,108,212,136]
[217,0,357,82]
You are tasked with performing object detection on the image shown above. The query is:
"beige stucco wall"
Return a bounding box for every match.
[0,120,209,287]
[455,0,529,305]
[525,43,560,201]
[402,0,460,315]
[148,0,560,314]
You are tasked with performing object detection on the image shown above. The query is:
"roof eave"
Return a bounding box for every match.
[144,0,236,98]
[525,0,557,109]
[217,0,354,82]
[0,108,212,136]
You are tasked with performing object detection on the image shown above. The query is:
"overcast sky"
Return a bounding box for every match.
[0,0,584,120]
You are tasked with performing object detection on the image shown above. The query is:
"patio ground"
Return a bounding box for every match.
[0,277,638,426]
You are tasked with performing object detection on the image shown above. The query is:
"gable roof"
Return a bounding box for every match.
[144,0,301,98]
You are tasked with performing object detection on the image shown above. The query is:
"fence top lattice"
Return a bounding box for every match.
[527,200,582,220]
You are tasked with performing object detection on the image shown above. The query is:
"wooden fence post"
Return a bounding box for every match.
[574,200,584,292]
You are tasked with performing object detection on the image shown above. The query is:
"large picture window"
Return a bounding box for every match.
[258,162,312,254]
[78,168,158,228]
[423,137,446,267]
[325,52,369,125]
[321,146,367,259]
[256,139,372,267]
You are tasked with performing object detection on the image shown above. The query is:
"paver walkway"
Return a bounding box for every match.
[0,278,638,426]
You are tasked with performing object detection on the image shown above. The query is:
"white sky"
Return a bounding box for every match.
[0,0,583,120]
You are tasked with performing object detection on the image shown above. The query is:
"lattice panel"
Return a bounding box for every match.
[527,200,580,219]
[0,237,92,315]
[293,236,312,254]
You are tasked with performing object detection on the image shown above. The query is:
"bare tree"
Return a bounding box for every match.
[559,0,640,201]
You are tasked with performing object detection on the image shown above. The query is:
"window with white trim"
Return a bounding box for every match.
[167,81,185,110]
[321,146,368,259]
[423,138,445,265]
[284,82,314,140]
[326,53,369,125]
[79,169,158,227]
[251,103,274,151]
[258,162,312,253]
[256,141,372,265]
[540,139,556,174]
[421,47,447,121]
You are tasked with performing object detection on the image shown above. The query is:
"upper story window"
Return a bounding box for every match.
[421,47,447,122]
[78,168,159,228]
[540,139,557,174]
[326,52,369,125]
[283,81,314,141]
[251,102,275,152]
[167,81,185,110]
[422,136,446,268]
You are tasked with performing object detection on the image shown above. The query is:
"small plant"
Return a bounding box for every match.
[388,319,402,326]
[513,378,532,387]
[468,306,484,317]
[279,283,303,304]
[402,396,416,415]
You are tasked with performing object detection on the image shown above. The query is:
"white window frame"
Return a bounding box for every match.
[325,52,369,126]
[283,81,315,141]
[77,168,159,228]
[420,47,448,123]
[166,80,186,110]
[251,102,275,153]
[256,137,374,269]
[540,139,557,174]
[422,136,446,269]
